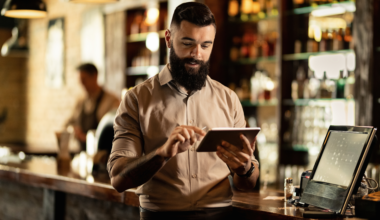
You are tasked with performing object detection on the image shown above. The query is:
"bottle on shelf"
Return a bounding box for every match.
[319,30,327,52]
[307,69,321,99]
[332,28,344,50]
[336,70,346,98]
[296,66,306,99]
[344,71,355,99]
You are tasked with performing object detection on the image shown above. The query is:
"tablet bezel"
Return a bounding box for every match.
[196,127,261,152]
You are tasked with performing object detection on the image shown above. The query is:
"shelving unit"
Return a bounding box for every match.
[125,1,168,89]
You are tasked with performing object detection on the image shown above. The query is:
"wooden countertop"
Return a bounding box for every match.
[0,156,367,220]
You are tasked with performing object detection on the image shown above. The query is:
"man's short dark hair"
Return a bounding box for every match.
[77,63,98,76]
[170,2,216,31]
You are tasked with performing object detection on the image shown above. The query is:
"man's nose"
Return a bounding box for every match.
[190,44,202,59]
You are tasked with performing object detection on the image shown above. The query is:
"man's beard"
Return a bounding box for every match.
[169,45,210,92]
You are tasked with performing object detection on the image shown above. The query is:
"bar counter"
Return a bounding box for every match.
[0,157,367,220]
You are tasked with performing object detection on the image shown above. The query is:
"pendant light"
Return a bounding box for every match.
[67,0,119,3]
[1,0,47,19]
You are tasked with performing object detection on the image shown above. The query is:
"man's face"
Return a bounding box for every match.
[165,21,216,91]
[79,71,97,93]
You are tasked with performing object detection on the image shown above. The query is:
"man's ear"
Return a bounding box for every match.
[165,29,171,49]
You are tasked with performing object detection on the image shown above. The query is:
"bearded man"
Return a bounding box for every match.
[107,2,259,220]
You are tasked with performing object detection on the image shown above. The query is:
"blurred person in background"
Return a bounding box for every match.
[108,2,259,220]
[66,63,120,150]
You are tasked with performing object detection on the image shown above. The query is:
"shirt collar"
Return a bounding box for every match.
[158,64,173,86]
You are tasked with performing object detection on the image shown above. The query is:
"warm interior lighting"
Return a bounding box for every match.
[294,0,304,4]
[251,1,260,14]
[228,0,239,17]
[311,7,346,17]
[67,0,119,3]
[241,0,252,14]
[1,0,47,19]
[313,26,322,42]
[3,10,46,18]
[146,32,159,52]
[145,8,159,26]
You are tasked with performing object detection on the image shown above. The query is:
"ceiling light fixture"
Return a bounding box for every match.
[1,0,47,19]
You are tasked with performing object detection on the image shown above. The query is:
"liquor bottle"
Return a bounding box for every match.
[320,72,332,98]
[336,70,346,98]
[326,30,333,51]
[130,17,139,35]
[319,30,327,52]
[294,40,302,54]
[344,27,352,49]
[296,66,306,99]
[344,71,355,99]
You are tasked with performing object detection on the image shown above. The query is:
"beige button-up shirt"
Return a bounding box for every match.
[108,65,258,211]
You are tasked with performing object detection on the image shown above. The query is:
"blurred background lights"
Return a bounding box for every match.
[146,8,159,26]
[146,32,159,52]
[312,7,345,17]
[147,66,159,78]
[228,0,239,17]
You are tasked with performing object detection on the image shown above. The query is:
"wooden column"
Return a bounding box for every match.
[105,11,126,99]
[354,0,374,126]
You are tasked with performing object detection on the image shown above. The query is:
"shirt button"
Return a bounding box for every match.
[189,120,193,124]
[192,174,197,178]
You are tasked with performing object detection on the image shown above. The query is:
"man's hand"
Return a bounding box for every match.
[73,126,86,142]
[216,135,256,175]
[156,125,206,159]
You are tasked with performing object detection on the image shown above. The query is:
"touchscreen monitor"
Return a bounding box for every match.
[299,126,377,215]
[313,131,368,187]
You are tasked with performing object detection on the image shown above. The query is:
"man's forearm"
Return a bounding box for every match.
[233,162,259,191]
[111,150,166,192]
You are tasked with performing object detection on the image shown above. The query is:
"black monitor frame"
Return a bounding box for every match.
[299,125,377,215]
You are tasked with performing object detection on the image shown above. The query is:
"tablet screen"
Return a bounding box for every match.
[313,131,368,187]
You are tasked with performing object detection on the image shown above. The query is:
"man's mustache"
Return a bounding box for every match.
[182,58,203,65]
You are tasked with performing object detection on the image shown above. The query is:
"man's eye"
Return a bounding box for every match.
[183,43,192,46]
[201,45,209,49]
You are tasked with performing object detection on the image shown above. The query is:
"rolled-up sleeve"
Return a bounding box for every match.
[107,90,143,177]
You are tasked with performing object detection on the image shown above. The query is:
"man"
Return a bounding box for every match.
[67,63,120,150]
[108,2,259,219]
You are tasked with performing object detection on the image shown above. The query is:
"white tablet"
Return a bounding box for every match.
[196,127,261,152]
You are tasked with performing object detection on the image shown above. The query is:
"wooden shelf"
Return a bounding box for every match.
[283,49,354,61]
[127,30,166,43]
[241,99,278,107]
[292,1,355,15]
[283,98,355,106]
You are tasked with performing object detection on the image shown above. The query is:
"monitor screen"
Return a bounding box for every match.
[313,131,368,187]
